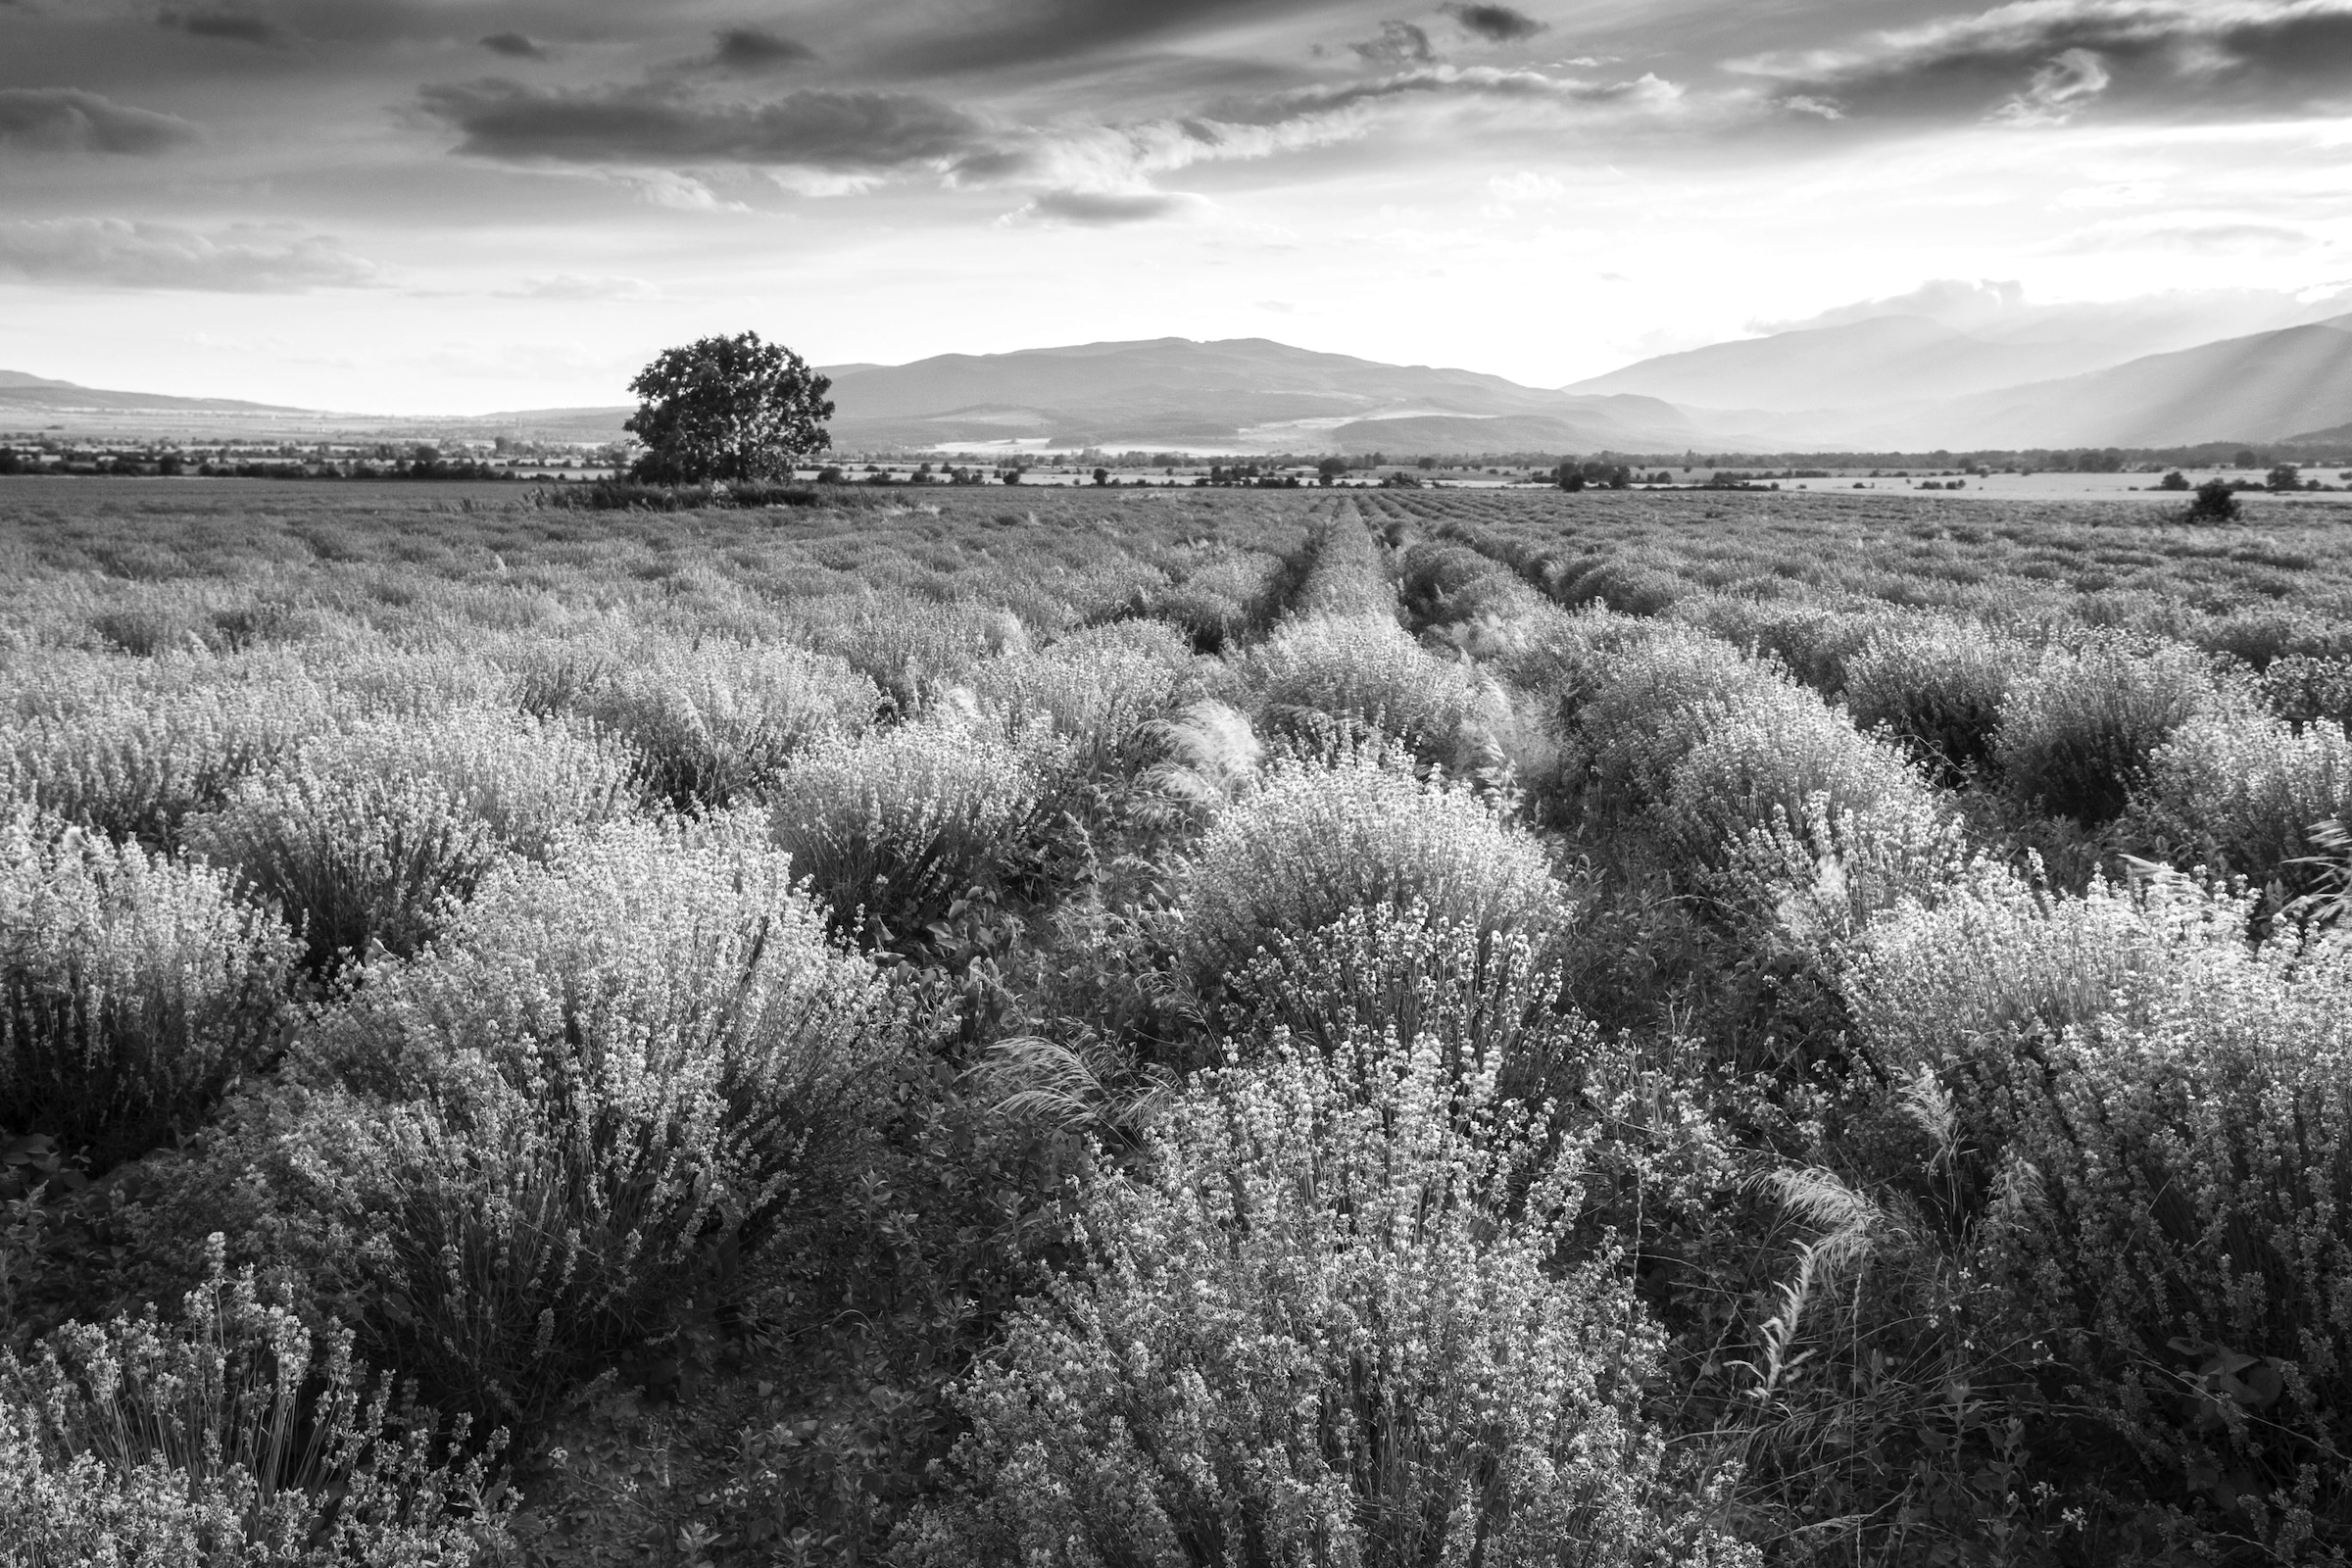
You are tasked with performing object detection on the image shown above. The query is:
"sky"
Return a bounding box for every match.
[3,0,2352,413]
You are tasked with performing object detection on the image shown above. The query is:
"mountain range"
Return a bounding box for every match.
[11,311,2352,456]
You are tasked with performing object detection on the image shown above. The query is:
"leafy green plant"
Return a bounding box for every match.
[2124,707,2352,900]
[1250,611,1504,770]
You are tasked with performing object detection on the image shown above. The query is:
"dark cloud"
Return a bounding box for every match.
[1743,0,2352,124]
[710,27,815,72]
[1443,4,1546,44]
[0,88,202,154]
[1352,21,1435,66]
[158,8,287,46]
[1019,188,1195,223]
[480,32,546,60]
[418,79,984,171]
[0,219,377,291]
[885,0,1303,74]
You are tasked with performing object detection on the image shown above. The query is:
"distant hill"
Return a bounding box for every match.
[1565,316,2129,413]
[1864,318,2352,449]
[0,370,304,416]
[821,337,1695,449]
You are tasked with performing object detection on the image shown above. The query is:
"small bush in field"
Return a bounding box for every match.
[768,718,1043,948]
[796,592,1027,715]
[1993,633,2214,825]
[1844,616,2035,780]
[187,707,634,968]
[1,808,294,1171]
[2124,707,2352,897]
[1173,749,1564,995]
[903,1031,1754,1568]
[964,617,1199,779]
[1250,612,1500,768]
[251,818,906,1422]
[1847,873,2352,1532]
[0,1237,509,1566]
[574,637,878,808]
[2262,651,2352,733]
[1574,624,1774,812]
[1223,900,1590,1088]
[1673,595,1878,695]
[1661,683,1929,875]
[0,654,335,848]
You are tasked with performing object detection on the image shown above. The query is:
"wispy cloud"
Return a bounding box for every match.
[0,219,378,291]
[1736,0,2352,124]
[1004,187,1209,224]
[0,88,201,154]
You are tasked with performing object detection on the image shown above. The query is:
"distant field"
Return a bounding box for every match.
[6,474,2352,1563]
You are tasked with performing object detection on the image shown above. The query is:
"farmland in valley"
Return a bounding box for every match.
[6,475,2352,1564]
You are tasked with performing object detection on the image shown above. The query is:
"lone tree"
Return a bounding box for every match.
[623,331,834,484]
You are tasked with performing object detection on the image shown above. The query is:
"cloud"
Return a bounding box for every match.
[157,8,286,46]
[1737,0,2352,125]
[1235,63,1685,123]
[1444,4,1547,43]
[0,88,201,154]
[1990,45,2111,122]
[480,32,546,60]
[708,27,815,73]
[418,79,983,172]
[0,220,378,291]
[883,0,1309,74]
[1006,187,1206,224]
[2064,219,2318,254]
[1353,21,1435,67]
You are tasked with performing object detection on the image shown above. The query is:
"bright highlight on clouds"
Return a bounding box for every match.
[0,0,2347,412]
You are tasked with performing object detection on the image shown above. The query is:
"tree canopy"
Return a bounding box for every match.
[623,331,834,484]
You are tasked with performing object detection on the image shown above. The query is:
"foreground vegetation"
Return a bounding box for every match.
[4,475,2351,1565]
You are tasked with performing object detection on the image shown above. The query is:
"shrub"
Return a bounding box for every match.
[2123,708,2352,898]
[2262,652,2352,733]
[1173,749,1565,998]
[2187,476,2241,522]
[796,593,1027,716]
[0,654,335,849]
[1672,596,1878,695]
[1846,873,2352,1534]
[1843,616,2035,780]
[1,808,295,1171]
[902,1030,1754,1568]
[1573,626,1788,814]
[187,707,635,968]
[1992,634,2215,826]
[573,637,878,808]
[1250,612,1501,769]
[767,718,1043,948]
[964,618,1200,781]
[1221,901,1589,1089]
[1661,685,1929,876]
[251,818,907,1422]
[1,1238,509,1566]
